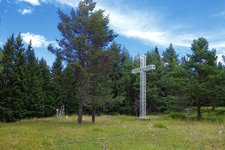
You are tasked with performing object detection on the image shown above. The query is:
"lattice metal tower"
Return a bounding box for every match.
[132,55,155,118]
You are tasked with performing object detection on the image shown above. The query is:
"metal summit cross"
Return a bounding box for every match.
[132,55,155,118]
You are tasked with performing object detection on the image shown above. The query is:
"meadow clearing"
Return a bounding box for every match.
[0,113,225,150]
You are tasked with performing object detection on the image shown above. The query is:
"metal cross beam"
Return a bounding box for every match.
[132,55,155,118]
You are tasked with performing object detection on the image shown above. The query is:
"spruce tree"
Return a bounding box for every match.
[0,50,3,73]
[121,49,138,115]
[0,34,27,121]
[0,35,17,122]
[62,63,79,115]
[108,42,123,98]
[25,44,42,117]
[52,54,64,110]
[13,34,27,119]
[38,58,54,116]
[146,49,164,112]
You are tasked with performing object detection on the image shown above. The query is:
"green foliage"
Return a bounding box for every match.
[1,1,225,124]
[61,63,79,115]
[0,34,55,122]
[168,112,186,120]
[0,50,3,73]
[49,0,117,123]
[153,123,167,129]
[186,37,218,119]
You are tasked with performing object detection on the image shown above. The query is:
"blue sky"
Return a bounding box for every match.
[1,0,225,65]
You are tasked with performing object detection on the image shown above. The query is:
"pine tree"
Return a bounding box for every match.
[186,37,217,119]
[48,0,116,123]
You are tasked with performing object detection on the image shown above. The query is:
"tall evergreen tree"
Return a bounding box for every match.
[38,58,54,116]
[0,34,27,121]
[0,50,3,73]
[62,62,79,114]
[13,34,27,119]
[52,54,64,110]
[186,37,217,119]
[146,49,164,113]
[0,35,17,122]
[25,44,42,117]
[108,42,123,98]
[162,43,178,68]
[121,48,138,115]
[161,44,187,112]
[48,0,116,123]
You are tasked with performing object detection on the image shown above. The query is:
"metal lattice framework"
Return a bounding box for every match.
[132,55,155,118]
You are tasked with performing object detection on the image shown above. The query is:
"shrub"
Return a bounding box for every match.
[153,123,167,129]
[169,112,186,120]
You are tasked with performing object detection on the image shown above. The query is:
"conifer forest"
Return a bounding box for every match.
[1,0,225,124]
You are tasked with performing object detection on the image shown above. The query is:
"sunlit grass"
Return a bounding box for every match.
[0,115,225,149]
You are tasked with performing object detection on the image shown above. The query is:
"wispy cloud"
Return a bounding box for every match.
[96,2,194,48]
[18,8,33,15]
[211,11,225,18]
[21,32,57,48]
[211,42,225,49]
[16,0,225,59]
[53,0,78,7]
[18,0,42,6]
[17,0,78,7]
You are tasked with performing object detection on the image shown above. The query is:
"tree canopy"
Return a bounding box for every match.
[1,1,225,123]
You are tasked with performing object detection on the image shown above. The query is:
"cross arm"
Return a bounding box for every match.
[143,65,156,72]
[132,68,141,74]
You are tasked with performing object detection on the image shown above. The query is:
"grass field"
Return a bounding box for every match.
[0,115,225,150]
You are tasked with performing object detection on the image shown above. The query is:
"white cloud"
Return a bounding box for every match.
[211,42,225,49]
[54,0,78,7]
[212,11,225,18]
[18,0,41,6]
[216,54,224,63]
[96,3,193,48]
[18,8,33,15]
[21,32,56,48]
[18,0,78,7]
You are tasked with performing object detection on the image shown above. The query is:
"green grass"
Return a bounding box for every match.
[168,107,225,122]
[0,115,225,150]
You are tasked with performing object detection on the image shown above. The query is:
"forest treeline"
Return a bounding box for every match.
[1,0,225,122]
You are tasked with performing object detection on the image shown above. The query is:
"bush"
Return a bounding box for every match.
[153,123,167,129]
[202,114,224,122]
[168,112,186,120]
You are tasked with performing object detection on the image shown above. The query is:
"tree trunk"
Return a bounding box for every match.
[92,99,96,123]
[78,86,84,124]
[91,82,96,123]
[212,106,215,111]
[196,101,201,120]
